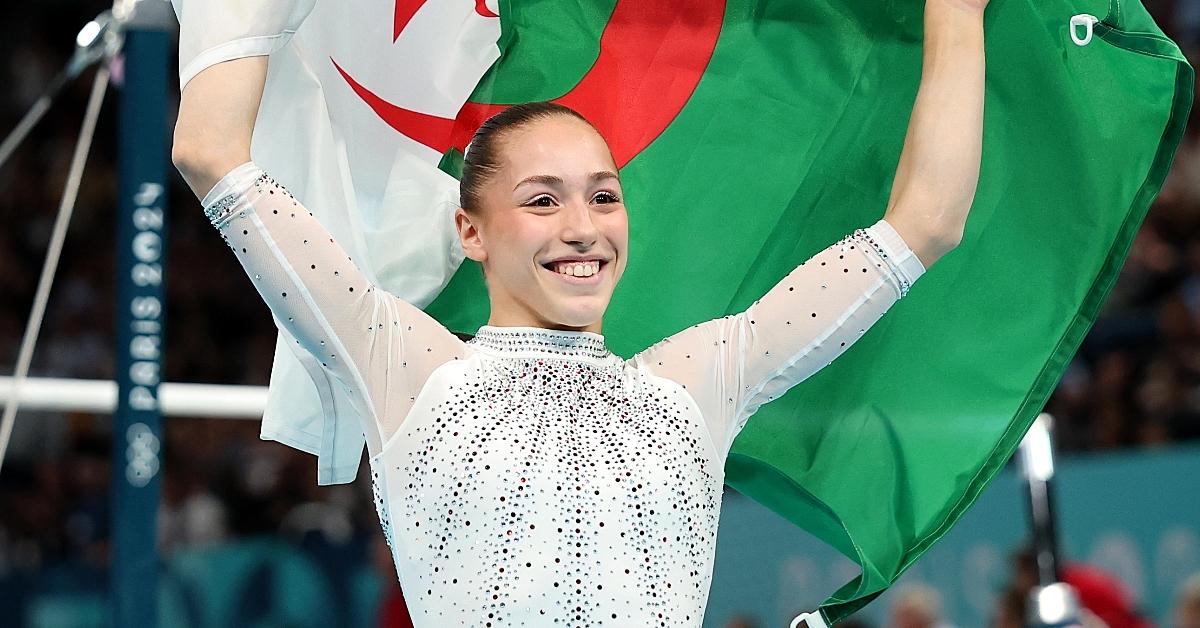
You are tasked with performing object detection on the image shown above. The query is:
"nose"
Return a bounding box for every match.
[559,201,599,249]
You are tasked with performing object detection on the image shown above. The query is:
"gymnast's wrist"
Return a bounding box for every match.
[200,160,264,208]
[199,161,267,229]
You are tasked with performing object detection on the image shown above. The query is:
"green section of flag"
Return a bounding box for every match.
[468,0,615,102]
[426,0,1193,621]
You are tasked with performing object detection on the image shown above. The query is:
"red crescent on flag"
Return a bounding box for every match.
[335,0,725,168]
[475,0,499,19]
[395,0,498,41]
[392,0,422,42]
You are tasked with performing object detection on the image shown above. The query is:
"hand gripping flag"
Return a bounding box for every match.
[173,0,1192,622]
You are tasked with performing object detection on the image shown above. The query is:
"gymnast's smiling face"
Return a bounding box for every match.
[454,113,628,334]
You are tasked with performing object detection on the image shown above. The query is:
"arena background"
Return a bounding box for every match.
[1,1,1198,626]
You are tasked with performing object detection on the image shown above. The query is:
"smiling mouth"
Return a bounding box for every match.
[540,259,610,282]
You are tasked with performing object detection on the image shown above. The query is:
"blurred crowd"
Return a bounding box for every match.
[2,0,1200,626]
[1040,0,1200,450]
[722,566,1200,627]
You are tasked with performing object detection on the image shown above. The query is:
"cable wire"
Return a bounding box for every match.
[0,84,58,172]
[0,64,111,473]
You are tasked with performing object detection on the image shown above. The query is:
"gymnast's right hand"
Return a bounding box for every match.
[171,56,269,200]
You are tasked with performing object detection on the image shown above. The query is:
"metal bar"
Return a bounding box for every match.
[1019,414,1083,627]
[1025,476,1061,585]
[0,376,268,418]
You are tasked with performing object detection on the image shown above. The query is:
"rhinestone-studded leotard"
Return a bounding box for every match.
[202,162,926,626]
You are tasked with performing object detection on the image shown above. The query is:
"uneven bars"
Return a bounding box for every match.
[0,376,266,418]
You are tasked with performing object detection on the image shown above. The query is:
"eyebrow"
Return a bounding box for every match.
[513,171,620,191]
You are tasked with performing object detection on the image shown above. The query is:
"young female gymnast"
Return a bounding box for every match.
[171,0,986,623]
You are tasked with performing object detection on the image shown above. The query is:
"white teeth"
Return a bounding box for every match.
[552,260,600,277]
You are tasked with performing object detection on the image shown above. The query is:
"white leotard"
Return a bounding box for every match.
[202,161,925,626]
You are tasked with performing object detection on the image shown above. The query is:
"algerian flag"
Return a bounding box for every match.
[174,0,1193,622]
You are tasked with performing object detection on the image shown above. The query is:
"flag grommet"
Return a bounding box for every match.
[1070,14,1099,46]
[790,612,829,628]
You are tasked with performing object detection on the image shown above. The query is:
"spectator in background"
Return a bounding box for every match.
[993,584,1112,628]
[157,459,228,555]
[1175,573,1200,628]
[722,615,759,628]
[1005,548,1153,628]
[991,586,1026,628]
[888,583,955,628]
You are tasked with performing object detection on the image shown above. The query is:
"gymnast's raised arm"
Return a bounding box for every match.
[880,0,987,267]
[170,58,465,455]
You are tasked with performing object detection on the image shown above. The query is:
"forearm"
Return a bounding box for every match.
[203,161,391,451]
[172,56,269,199]
[884,0,986,268]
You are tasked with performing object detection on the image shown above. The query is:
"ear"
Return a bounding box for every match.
[455,207,487,263]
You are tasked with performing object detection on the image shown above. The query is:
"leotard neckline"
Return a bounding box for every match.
[468,325,612,362]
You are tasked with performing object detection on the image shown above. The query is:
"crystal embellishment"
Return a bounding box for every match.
[375,326,723,625]
[845,228,912,298]
[203,193,239,228]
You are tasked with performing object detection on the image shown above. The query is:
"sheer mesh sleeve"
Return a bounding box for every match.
[632,219,926,460]
[202,161,466,454]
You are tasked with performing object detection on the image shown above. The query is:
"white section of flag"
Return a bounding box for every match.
[171,0,501,484]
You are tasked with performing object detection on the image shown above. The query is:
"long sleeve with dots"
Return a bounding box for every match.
[204,160,926,625]
[633,221,925,460]
[203,161,466,457]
